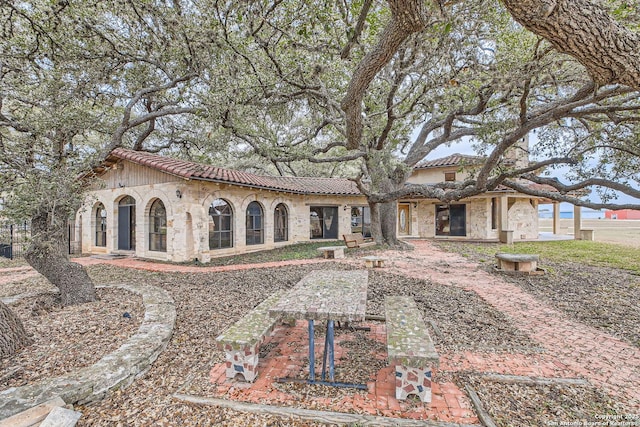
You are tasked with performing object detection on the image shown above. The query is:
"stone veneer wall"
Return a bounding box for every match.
[415,199,497,240]
[416,201,435,238]
[80,162,368,262]
[467,199,489,240]
[508,198,538,240]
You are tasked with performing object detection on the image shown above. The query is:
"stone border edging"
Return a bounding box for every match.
[0,283,176,419]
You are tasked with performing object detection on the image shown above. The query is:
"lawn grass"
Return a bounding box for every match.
[191,240,353,266]
[447,240,640,274]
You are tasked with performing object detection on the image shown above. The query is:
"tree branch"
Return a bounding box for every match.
[342,0,435,149]
[502,0,640,89]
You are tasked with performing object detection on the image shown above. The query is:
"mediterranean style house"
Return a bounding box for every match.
[75,147,561,262]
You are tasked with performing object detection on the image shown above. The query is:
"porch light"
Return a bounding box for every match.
[176,189,182,199]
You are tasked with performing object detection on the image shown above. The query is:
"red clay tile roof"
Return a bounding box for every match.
[415,153,485,169]
[107,148,360,195]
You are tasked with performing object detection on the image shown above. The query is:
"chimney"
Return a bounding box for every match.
[504,134,530,169]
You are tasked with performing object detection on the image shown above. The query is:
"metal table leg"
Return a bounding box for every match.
[276,318,367,390]
[308,319,315,381]
[321,319,335,382]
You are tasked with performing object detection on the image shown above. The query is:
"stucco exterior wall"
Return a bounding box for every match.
[406,168,473,185]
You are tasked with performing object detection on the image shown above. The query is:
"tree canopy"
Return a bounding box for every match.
[1,0,639,229]
[208,0,640,216]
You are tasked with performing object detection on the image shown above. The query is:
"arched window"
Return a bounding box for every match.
[95,203,107,247]
[246,201,264,245]
[274,203,288,242]
[209,199,233,249]
[149,199,167,252]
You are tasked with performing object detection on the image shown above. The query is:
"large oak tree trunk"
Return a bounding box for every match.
[24,209,96,307]
[366,159,411,246]
[0,301,31,359]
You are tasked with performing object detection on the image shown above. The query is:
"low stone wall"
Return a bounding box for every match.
[0,283,176,419]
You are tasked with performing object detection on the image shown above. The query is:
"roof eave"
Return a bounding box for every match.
[192,176,359,196]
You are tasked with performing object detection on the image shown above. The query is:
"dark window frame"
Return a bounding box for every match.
[310,206,339,239]
[491,197,498,230]
[95,203,107,247]
[274,203,288,242]
[350,206,372,237]
[149,199,167,252]
[209,199,234,250]
[246,201,264,245]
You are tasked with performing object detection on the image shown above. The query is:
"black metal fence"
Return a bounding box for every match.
[0,222,82,259]
[0,222,28,259]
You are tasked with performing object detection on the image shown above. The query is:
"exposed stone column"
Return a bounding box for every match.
[573,205,582,240]
[500,196,509,230]
[553,202,561,235]
[498,196,513,244]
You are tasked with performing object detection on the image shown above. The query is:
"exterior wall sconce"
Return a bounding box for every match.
[176,189,182,199]
[413,202,418,208]
[343,205,349,211]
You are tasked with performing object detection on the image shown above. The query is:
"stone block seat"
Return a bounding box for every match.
[342,233,376,249]
[384,296,439,403]
[362,256,386,268]
[216,290,285,382]
[316,246,346,259]
[495,252,540,273]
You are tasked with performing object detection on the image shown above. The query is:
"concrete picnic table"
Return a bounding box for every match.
[269,269,368,388]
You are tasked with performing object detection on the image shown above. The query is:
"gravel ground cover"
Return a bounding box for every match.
[456,373,623,426]
[433,241,640,348]
[0,287,144,387]
[0,241,636,426]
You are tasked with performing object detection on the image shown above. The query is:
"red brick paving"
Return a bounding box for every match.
[0,266,39,286]
[2,239,639,422]
[207,320,476,423]
[385,240,640,411]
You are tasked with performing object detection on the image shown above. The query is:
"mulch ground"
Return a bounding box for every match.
[1,240,638,426]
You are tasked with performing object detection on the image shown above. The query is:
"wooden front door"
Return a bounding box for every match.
[118,196,136,250]
[398,204,410,235]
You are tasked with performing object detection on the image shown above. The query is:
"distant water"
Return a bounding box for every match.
[538,210,604,219]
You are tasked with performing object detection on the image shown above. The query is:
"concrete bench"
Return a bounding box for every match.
[385,296,439,403]
[495,253,539,273]
[343,233,376,249]
[580,229,595,241]
[362,256,386,268]
[216,290,285,382]
[317,246,346,259]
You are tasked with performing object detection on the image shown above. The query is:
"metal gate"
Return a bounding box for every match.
[0,222,29,260]
[68,224,82,255]
[0,222,81,259]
